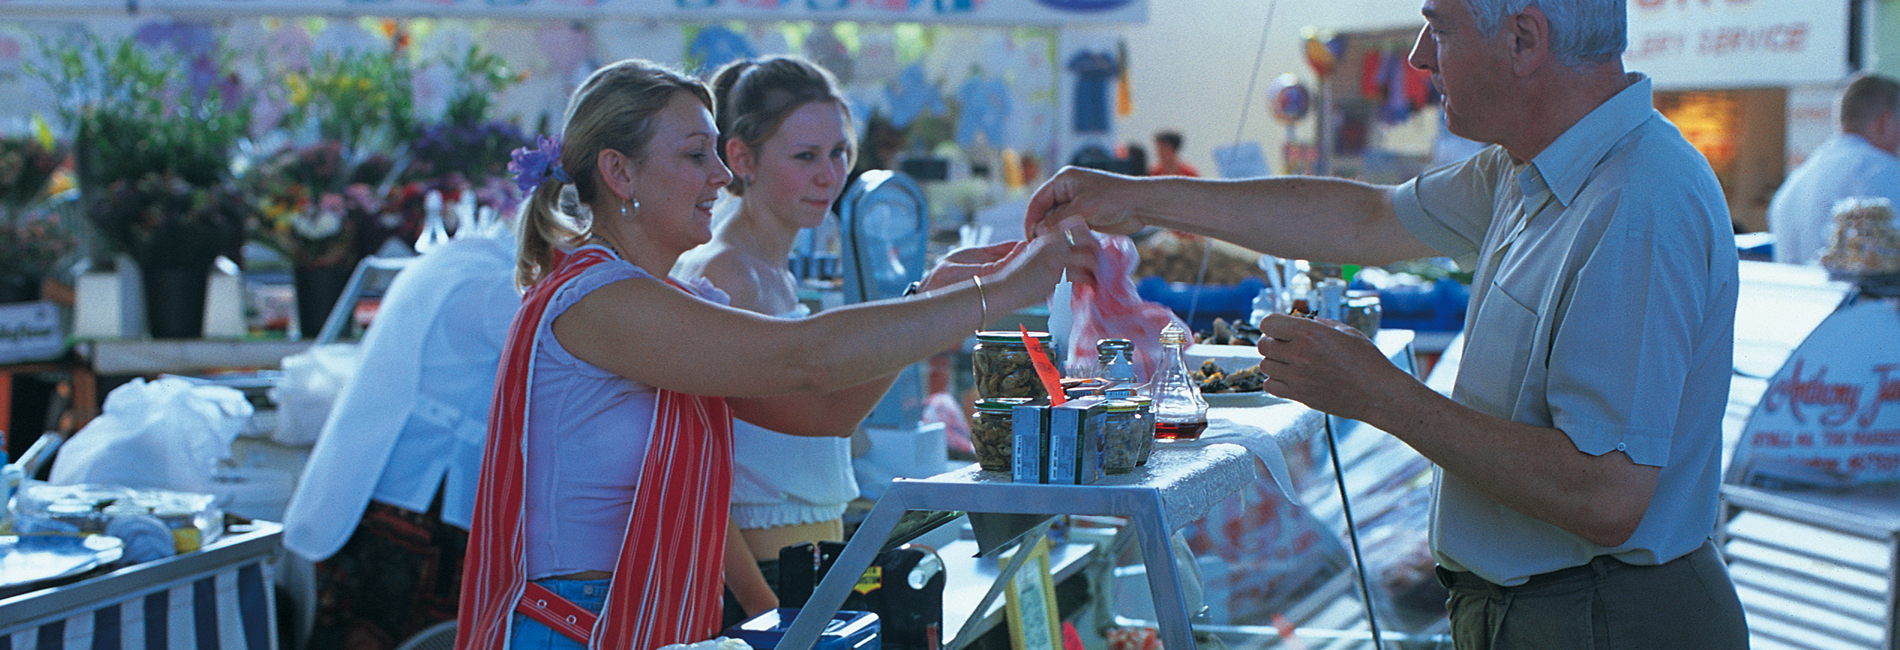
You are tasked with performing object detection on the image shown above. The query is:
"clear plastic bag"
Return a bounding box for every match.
[48,376,253,495]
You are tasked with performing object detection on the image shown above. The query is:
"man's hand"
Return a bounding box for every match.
[1253,312,1410,423]
[1024,166,1147,240]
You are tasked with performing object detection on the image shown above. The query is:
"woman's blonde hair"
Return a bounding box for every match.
[708,55,854,197]
[514,59,714,288]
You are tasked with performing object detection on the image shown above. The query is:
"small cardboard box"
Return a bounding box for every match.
[1011,403,1049,484]
[1048,396,1108,485]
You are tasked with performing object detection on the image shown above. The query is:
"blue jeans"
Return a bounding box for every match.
[511,578,610,650]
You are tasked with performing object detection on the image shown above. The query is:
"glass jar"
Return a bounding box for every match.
[1101,399,1142,474]
[974,330,1053,401]
[972,397,1032,472]
[1148,322,1209,441]
[1125,395,1155,465]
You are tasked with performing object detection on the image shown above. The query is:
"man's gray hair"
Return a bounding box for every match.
[1464,0,1627,67]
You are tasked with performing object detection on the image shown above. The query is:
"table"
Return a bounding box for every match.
[781,443,1256,650]
[0,521,281,650]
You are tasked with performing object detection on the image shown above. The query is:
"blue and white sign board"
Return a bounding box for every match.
[1729,298,1900,488]
[1626,0,1849,90]
[110,0,1149,24]
[0,300,63,364]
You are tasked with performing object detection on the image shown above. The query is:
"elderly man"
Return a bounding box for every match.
[1767,72,1900,265]
[1026,0,1747,646]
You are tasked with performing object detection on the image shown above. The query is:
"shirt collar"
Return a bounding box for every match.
[1526,72,1656,208]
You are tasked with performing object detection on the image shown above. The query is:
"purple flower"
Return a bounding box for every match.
[507,135,569,194]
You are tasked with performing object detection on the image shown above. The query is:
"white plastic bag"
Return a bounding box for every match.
[270,343,361,445]
[49,377,254,494]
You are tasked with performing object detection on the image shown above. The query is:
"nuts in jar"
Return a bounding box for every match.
[972,398,1032,472]
[973,330,1053,401]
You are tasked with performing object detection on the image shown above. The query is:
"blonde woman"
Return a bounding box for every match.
[458,59,1096,650]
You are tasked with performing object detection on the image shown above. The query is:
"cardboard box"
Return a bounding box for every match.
[1011,403,1049,484]
[1048,396,1108,485]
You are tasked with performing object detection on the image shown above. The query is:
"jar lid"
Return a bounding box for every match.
[977,330,1050,343]
[1104,399,1139,412]
[975,397,1036,411]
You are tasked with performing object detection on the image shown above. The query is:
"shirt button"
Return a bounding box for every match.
[1616,442,1627,451]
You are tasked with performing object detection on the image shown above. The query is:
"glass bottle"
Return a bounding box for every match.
[415,190,450,254]
[1094,338,1138,391]
[1148,322,1208,441]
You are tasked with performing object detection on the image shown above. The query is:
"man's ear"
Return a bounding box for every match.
[1509,5,1552,76]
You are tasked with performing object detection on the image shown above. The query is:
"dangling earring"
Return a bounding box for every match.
[622,199,639,220]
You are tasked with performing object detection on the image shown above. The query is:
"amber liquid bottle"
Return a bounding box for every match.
[1148,322,1209,441]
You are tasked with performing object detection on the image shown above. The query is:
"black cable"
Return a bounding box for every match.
[1324,414,1385,649]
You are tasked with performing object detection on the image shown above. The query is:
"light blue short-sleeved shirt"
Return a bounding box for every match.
[1391,74,1738,586]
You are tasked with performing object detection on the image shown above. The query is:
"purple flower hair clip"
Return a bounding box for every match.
[508,135,572,194]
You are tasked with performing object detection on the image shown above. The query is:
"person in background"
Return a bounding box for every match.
[1148,130,1199,177]
[1026,0,1747,646]
[674,54,860,625]
[282,227,519,650]
[458,58,1096,650]
[1767,72,1900,265]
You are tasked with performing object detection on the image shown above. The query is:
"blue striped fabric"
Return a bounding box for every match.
[2,561,273,650]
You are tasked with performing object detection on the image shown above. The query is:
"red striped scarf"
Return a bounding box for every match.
[457,247,734,650]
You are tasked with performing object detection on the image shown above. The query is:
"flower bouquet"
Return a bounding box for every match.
[396,45,529,242]
[244,138,402,335]
[32,33,255,337]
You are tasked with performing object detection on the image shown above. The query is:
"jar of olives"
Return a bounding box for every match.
[973,330,1053,401]
[972,397,1032,472]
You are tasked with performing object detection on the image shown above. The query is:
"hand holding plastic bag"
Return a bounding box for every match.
[49,377,253,494]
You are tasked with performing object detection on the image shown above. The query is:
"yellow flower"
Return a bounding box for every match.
[287,74,310,107]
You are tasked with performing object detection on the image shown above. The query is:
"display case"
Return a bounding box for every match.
[1,521,281,649]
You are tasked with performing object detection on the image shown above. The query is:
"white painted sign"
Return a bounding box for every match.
[0,300,64,364]
[1625,0,1849,89]
[1729,297,1900,487]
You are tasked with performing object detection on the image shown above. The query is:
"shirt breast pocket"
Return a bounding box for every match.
[1454,286,1543,421]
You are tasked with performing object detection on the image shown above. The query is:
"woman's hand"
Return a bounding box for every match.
[917,241,1019,292]
[1024,166,1146,240]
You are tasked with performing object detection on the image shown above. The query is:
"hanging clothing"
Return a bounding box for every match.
[459,245,735,650]
[1067,50,1119,134]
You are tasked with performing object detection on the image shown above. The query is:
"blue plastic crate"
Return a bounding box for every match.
[1134,276,1266,333]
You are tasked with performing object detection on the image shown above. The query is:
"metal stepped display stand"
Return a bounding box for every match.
[779,442,1257,650]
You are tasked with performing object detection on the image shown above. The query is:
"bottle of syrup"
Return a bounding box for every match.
[1149,322,1209,441]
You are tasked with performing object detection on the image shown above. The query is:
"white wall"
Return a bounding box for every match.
[1065,0,1425,178]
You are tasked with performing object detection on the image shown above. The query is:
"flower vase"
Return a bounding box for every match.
[0,272,41,303]
[141,261,211,339]
[294,262,354,339]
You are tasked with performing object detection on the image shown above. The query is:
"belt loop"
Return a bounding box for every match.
[1588,554,1612,582]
